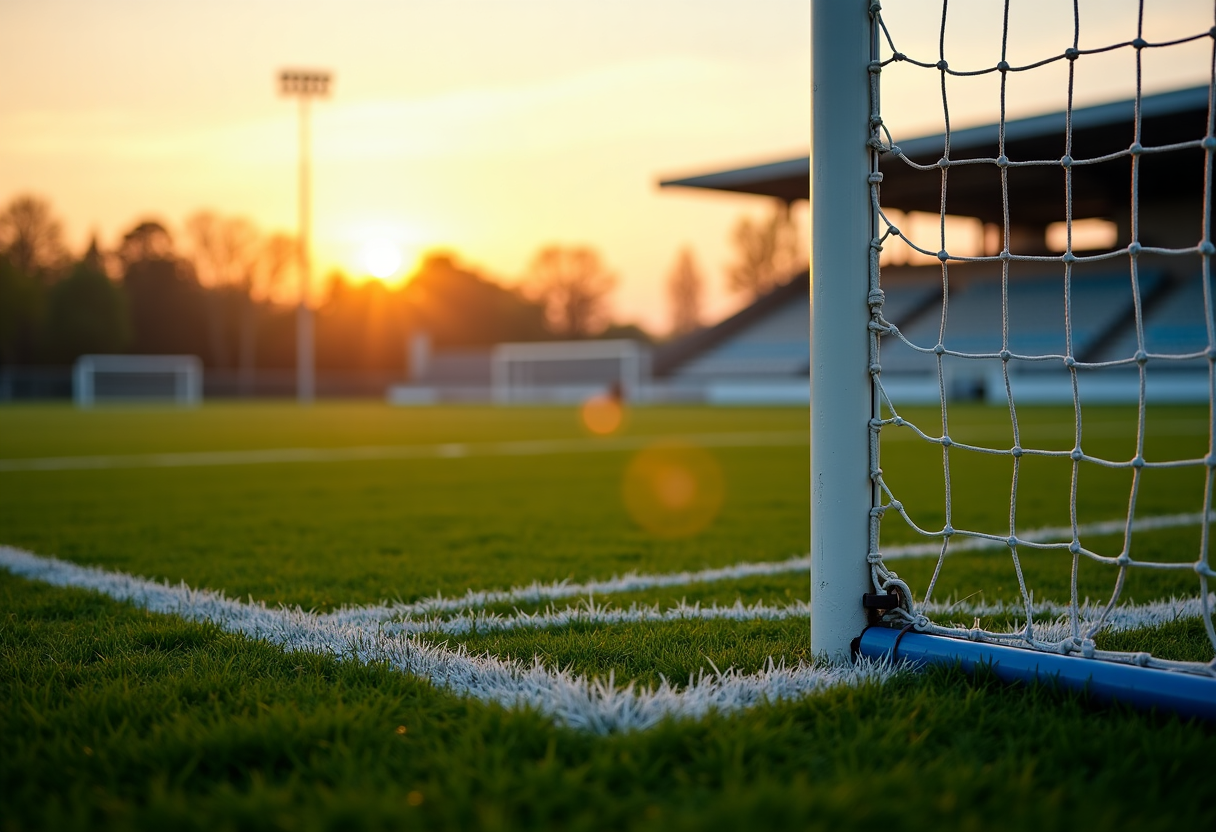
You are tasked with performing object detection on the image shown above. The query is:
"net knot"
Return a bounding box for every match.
[940,435,953,447]
[1132,37,1148,50]
[996,60,1010,72]
[1116,553,1132,566]
[1206,453,1216,467]
[999,249,1012,261]
[1059,155,1073,168]
[1064,356,1077,368]
[1134,349,1148,365]
[1133,652,1151,667]
[1132,455,1145,469]
[1069,540,1082,554]
[937,157,951,170]
[868,61,883,75]
[1207,347,1216,362]
[868,288,886,307]
[1064,47,1080,61]
[867,551,885,564]
[999,349,1011,362]
[941,524,955,537]
[889,500,903,513]
[1203,136,1216,151]
[1201,241,1216,255]
[892,416,905,426]
[1062,252,1076,264]
[870,362,882,375]
[1128,241,1143,255]
[1006,536,1018,548]
[889,145,902,157]
[937,249,949,261]
[888,224,902,236]
[868,1,882,14]
[996,155,1010,168]
[1011,445,1023,458]
[1194,561,1216,578]
[868,172,884,184]
[1210,26,1216,39]
[936,59,948,71]
[1070,447,1084,461]
[892,52,906,62]
[1080,639,1096,659]
[1129,142,1144,156]
[933,344,946,355]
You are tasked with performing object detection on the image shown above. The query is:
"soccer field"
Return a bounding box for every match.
[1,402,1212,831]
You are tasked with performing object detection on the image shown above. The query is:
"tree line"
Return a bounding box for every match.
[0,194,803,375]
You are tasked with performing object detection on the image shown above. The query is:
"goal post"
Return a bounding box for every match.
[812,0,1216,713]
[73,354,203,408]
[809,0,875,660]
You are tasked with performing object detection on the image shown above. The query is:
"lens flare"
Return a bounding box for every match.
[581,394,624,435]
[622,442,725,538]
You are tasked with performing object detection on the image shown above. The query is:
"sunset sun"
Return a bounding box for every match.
[360,239,404,280]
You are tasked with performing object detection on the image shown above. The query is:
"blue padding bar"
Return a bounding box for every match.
[857,627,1216,720]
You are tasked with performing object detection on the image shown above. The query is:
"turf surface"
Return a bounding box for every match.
[1,402,1213,831]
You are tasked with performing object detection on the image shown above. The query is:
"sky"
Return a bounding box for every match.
[1,1,1213,333]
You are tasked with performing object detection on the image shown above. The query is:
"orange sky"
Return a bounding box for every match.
[1,1,1211,332]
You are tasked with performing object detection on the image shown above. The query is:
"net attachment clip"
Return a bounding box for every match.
[862,592,900,610]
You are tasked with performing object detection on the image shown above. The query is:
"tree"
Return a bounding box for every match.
[525,245,616,338]
[118,220,208,359]
[726,201,804,299]
[42,246,129,363]
[0,195,68,279]
[0,252,44,366]
[666,247,704,336]
[400,253,548,349]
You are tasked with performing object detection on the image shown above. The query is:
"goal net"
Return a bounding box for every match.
[811,0,1216,692]
[73,355,203,407]
[491,340,650,404]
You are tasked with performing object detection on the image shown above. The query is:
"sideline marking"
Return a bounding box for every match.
[0,431,807,472]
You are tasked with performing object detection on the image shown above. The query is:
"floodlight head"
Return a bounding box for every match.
[279,70,332,97]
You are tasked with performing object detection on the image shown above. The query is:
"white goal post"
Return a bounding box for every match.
[73,354,203,408]
[811,0,1216,713]
[491,340,650,404]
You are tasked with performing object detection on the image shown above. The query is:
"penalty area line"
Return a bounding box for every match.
[0,546,891,733]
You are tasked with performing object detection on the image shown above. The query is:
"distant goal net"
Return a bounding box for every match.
[810,0,1216,704]
[73,355,203,407]
[491,340,650,404]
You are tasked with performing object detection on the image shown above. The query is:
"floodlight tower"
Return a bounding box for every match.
[278,69,332,404]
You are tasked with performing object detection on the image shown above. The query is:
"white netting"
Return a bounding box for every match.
[865,0,1216,676]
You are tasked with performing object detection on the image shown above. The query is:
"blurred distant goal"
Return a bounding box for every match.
[810,0,1216,712]
[491,340,650,404]
[73,355,202,408]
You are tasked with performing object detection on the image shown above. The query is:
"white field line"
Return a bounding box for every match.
[374,595,1210,639]
[318,512,1210,627]
[0,431,807,473]
[0,546,892,733]
[3,418,1206,473]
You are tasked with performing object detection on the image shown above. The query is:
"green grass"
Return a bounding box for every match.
[1,402,1213,830]
[3,573,1212,832]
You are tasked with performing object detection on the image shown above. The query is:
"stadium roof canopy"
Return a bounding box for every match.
[658,85,1209,226]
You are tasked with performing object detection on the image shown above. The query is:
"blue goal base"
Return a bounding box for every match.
[855,626,1216,721]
